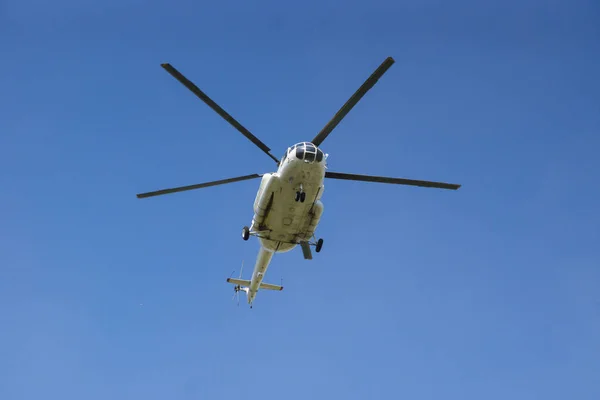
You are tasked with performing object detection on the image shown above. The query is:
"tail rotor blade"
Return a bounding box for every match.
[232,285,241,306]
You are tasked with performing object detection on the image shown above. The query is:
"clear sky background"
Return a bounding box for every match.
[1,1,599,399]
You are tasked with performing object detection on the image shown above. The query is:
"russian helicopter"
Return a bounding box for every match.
[136,56,461,308]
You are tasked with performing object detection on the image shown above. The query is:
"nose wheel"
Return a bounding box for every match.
[295,191,306,202]
[295,184,306,203]
[242,226,250,241]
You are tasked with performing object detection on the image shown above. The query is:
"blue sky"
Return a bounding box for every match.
[1,1,599,399]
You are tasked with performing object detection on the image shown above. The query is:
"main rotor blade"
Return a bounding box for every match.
[311,57,395,147]
[136,173,262,199]
[325,171,461,190]
[161,63,280,164]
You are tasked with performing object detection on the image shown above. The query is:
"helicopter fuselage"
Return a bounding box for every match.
[242,142,327,305]
[250,142,327,253]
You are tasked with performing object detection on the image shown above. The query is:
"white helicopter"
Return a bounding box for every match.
[137,56,461,308]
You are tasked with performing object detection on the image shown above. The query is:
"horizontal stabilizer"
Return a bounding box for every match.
[226,278,283,291]
[227,278,250,287]
[259,282,283,291]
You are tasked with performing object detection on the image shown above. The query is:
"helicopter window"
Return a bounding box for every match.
[280,150,287,166]
[302,143,316,162]
[316,149,323,162]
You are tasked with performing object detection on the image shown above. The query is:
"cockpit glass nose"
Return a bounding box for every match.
[292,142,324,163]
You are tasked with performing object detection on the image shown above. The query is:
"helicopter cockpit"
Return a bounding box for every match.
[289,142,324,163]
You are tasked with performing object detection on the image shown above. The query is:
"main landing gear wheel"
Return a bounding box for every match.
[315,238,323,253]
[242,226,250,241]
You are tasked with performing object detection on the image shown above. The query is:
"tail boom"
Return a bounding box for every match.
[226,246,281,307]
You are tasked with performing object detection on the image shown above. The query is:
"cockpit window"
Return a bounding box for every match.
[296,145,304,160]
[305,143,317,162]
[280,149,288,166]
[316,149,323,162]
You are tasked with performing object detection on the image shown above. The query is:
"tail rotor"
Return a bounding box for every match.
[231,260,245,307]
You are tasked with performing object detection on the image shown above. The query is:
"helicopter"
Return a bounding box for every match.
[136,56,461,308]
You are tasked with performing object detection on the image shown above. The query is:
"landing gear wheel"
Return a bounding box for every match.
[315,238,323,253]
[300,192,306,203]
[295,192,300,202]
[242,226,250,241]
